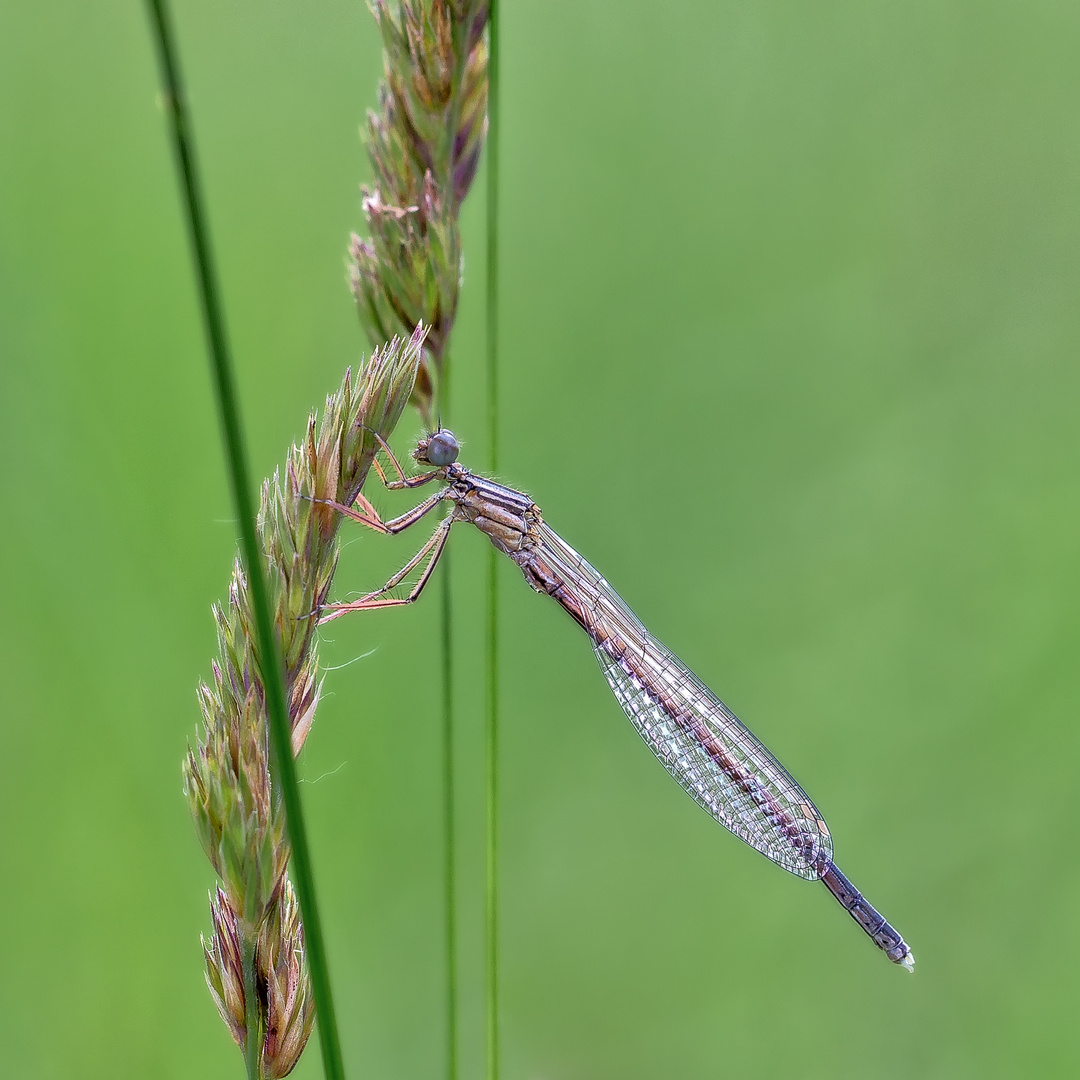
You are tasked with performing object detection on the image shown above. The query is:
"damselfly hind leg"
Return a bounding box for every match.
[319,516,453,623]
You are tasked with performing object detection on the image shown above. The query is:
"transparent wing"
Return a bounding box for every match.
[535,523,832,879]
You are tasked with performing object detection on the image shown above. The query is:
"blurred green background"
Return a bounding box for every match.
[2,1,1078,1077]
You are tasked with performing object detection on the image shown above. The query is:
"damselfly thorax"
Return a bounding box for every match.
[317,429,914,971]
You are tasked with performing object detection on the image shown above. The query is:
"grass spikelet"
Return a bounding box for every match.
[351,0,489,425]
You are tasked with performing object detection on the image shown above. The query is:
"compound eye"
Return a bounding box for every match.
[427,430,459,466]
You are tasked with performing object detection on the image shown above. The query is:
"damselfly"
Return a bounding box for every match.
[319,430,915,971]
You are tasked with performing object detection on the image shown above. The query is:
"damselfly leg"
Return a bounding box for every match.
[320,515,453,622]
[318,434,454,622]
[369,431,439,490]
[325,487,447,534]
[309,434,444,533]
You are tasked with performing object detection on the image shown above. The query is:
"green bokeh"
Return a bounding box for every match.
[2,1,1078,1077]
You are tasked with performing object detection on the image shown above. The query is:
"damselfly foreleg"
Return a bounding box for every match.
[311,431,447,531]
[368,431,440,490]
[319,515,454,622]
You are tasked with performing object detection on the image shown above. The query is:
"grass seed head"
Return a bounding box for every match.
[189,331,425,1069]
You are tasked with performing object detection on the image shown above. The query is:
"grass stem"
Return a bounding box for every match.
[441,557,457,1080]
[440,353,458,1080]
[143,3,344,1077]
[485,3,501,1079]
[241,934,262,1080]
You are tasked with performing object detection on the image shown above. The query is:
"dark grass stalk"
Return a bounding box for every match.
[485,4,501,1080]
[143,3,344,1077]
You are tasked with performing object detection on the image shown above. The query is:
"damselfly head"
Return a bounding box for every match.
[416,429,460,467]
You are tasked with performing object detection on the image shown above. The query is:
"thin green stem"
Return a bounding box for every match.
[486,16,501,484]
[143,4,344,1078]
[441,558,457,1080]
[485,3,501,1080]
[485,546,499,1080]
[242,932,263,1080]
[439,357,457,1080]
